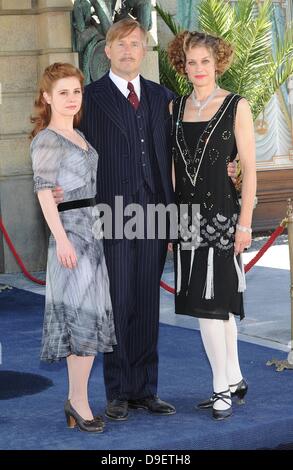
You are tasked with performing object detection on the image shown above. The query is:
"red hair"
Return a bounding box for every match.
[30,62,84,139]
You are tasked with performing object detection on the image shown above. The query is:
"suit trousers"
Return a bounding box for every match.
[103,183,168,400]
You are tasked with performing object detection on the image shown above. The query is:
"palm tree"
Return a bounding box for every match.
[156,0,293,120]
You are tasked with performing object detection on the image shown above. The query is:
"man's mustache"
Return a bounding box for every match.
[120,57,136,62]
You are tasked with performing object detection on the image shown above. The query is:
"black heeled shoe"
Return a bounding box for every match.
[212,390,232,421]
[230,378,248,405]
[64,400,104,433]
[94,414,106,427]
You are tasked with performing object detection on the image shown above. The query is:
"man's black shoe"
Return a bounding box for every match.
[128,396,176,415]
[105,399,128,421]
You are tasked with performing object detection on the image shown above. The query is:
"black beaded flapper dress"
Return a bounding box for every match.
[172,93,245,320]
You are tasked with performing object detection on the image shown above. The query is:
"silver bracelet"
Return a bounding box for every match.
[236,224,252,234]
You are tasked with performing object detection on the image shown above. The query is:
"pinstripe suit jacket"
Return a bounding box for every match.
[80,72,175,207]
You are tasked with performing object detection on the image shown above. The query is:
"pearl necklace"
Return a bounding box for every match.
[191,85,220,117]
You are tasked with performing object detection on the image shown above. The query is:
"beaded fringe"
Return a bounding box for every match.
[176,245,182,294]
[204,247,214,299]
[176,246,246,298]
[233,253,246,292]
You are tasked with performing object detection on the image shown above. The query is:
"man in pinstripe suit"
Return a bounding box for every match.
[81,18,176,421]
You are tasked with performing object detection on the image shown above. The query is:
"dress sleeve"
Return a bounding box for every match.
[30,131,62,193]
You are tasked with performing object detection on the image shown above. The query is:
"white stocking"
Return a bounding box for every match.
[224,313,243,391]
[199,318,231,410]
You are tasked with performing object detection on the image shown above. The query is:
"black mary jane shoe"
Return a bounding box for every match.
[230,378,248,404]
[64,400,104,433]
[197,378,248,410]
[212,390,232,421]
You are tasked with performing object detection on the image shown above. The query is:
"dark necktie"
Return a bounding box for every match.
[127,82,139,110]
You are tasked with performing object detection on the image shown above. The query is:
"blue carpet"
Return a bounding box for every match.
[1,287,293,450]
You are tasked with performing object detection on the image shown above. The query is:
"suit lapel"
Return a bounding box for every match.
[91,75,168,149]
[141,77,166,137]
[91,73,128,139]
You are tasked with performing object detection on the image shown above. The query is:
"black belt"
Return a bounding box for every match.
[58,197,97,212]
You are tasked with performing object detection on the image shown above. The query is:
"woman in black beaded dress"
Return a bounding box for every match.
[168,32,256,420]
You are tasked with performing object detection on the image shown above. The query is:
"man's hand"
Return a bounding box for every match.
[227,160,237,184]
[52,186,64,205]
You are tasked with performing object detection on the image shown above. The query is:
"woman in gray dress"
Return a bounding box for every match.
[30,63,116,433]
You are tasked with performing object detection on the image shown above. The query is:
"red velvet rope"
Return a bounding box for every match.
[0,218,286,291]
[0,218,45,286]
[160,279,175,294]
[244,225,285,273]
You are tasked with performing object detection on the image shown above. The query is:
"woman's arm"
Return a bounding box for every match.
[234,98,257,254]
[37,189,77,269]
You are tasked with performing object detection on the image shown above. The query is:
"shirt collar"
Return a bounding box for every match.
[109,69,141,100]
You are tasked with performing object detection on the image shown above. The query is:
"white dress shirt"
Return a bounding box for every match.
[109,69,141,100]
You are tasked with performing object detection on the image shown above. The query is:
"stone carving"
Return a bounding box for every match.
[116,0,152,31]
[72,0,112,84]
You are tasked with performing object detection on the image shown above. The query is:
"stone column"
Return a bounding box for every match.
[0,0,77,273]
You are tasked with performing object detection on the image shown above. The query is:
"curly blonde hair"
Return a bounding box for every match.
[168,31,234,77]
[30,63,84,139]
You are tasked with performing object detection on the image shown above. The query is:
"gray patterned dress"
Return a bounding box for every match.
[31,128,116,362]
